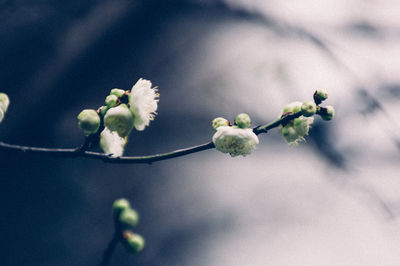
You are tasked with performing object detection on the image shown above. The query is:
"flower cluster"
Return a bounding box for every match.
[278,102,314,145]
[212,113,259,157]
[77,78,159,157]
[277,90,334,145]
[0,92,10,124]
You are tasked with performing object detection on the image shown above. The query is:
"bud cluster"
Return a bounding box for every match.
[278,90,335,145]
[279,102,314,145]
[112,198,145,253]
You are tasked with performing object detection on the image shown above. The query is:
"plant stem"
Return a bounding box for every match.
[99,233,119,266]
[0,112,302,164]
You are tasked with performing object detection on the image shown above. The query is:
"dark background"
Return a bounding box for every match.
[1,0,400,265]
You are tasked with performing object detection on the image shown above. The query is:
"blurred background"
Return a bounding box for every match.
[1,0,400,265]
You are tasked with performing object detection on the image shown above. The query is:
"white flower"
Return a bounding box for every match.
[212,126,259,157]
[0,93,9,113]
[99,128,127,157]
[0,108,4,123]
[129,78,159,131]
[278,104,314,145]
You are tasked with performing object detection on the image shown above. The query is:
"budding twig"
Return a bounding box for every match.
[0,113,304,164]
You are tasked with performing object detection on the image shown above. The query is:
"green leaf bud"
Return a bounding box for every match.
[105,95,118,108]
[104,104,134,137]
[235,113,251,128]
[123,231,145,253]
[319,105,335,121]
[112,198,131,220]
[77,109,101,135]
[118,208,139,228]
[212,117,229,130]
[0,92,10,113]
[301,101,317,117]
[110,88,126,98]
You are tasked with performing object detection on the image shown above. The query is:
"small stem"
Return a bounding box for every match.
[253,111,302,135]
[99,233,119,266]
[0,113,302,164]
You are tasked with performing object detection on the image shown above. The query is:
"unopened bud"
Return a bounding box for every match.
[112,198,131,219]
[118,208,139,228]
[110,88,126,98]
[123,231,145,253]
[319,105,335,120]
[212,117,229,130]
[77,109,101,135]
[301,101,317,117]
[105,95,118,108]
[282,102,302,114]
[104,104,134,137]
[99,105,108,117]
[314,90,328,104]
[235,113,251,128]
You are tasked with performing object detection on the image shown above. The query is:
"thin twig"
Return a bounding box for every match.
[0,112,302,164]
[99,233,119,266]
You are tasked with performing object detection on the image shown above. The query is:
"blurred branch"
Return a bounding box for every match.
[0,112,303,164]
[99,233,119,266]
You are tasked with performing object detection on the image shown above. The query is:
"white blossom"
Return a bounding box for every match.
[99,128,127,157]
[129,78,159,131]
[279,101,314,145]
[212,126,259,157]
[0,108,4,123]
[0,93,9,113]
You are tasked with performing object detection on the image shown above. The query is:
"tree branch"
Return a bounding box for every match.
[99,232,120,266]
[0,112,302,164]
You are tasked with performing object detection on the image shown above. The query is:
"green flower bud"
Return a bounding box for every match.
[282,102,302,114]
[104,104,134,137]
[105,95,118,108]
[235,113,251,128]
[118,208,139,228]
[292,105,301,113]
[316,90,328,101]
[301,101,317,117]
[110,88,126,98]
[0,92,10,113]
[313,90,328,105]
[212,117,229,130]
[123,231,145,253]
[77,109,101,135]
[99,105,109,117]
[112,198,131,219]
[0,108,4,123]
[319,105,335,121]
